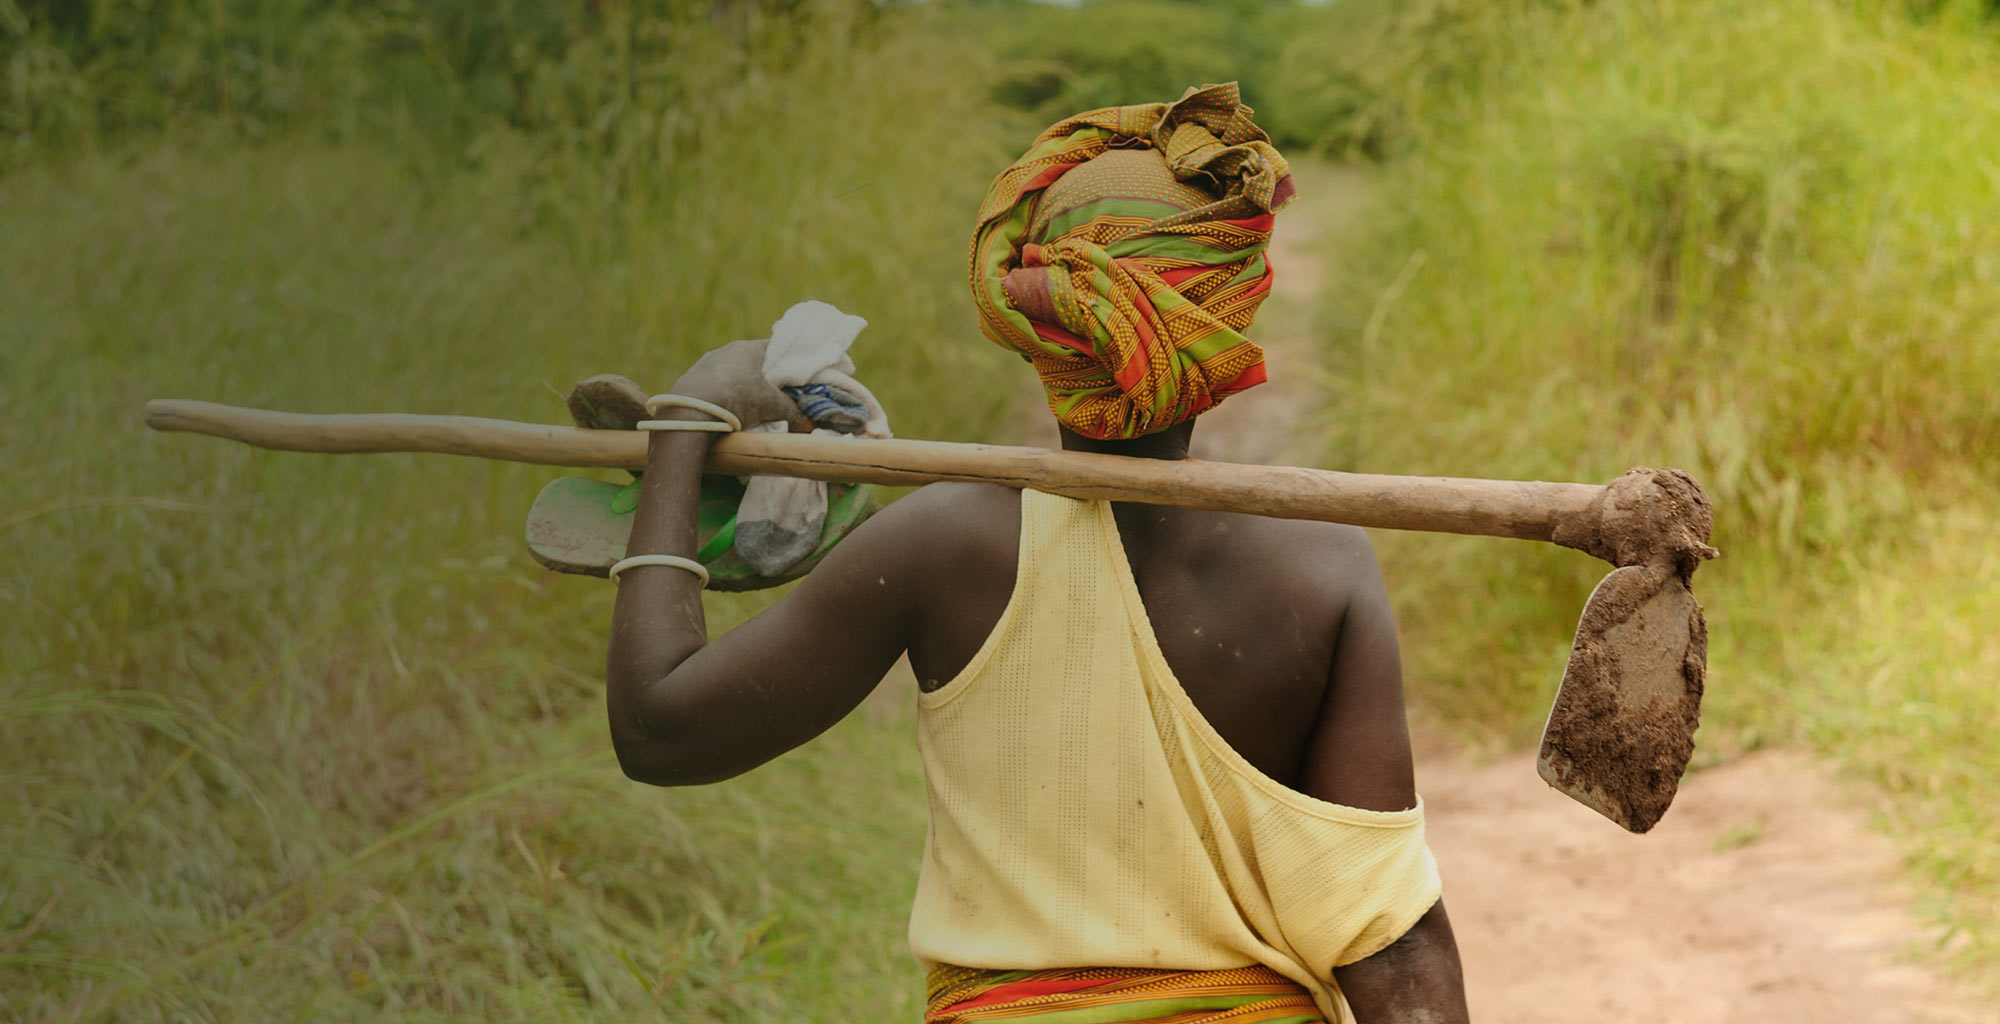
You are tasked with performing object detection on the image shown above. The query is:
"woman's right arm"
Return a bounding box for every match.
[1333,900,1470,1024]
[1300,532,1471,1022]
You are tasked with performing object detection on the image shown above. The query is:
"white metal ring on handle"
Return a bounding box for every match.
[643,393,741,432]
[635,419,733,432]
[607,553,711,587]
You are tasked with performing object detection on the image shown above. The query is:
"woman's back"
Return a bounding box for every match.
[900,482,1416,811]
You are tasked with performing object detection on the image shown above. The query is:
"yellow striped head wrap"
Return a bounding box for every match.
[970,82,1295,439]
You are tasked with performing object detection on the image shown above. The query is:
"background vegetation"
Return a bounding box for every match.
[4,2,1020,1019]
[1301,0,2000,979]
[4,0,1995,1018]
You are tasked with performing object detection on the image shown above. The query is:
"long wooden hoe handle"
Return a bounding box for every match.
[145,399,1604,543]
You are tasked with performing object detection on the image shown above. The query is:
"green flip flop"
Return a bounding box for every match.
[524,475,880,590]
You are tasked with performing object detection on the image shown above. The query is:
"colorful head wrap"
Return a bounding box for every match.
[971,82,1296,439]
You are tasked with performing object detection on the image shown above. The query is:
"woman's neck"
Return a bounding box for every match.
[1056,423,1198,551]
[1056,423,1194,461]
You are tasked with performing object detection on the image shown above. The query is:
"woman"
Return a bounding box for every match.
[601,84,1469,1023]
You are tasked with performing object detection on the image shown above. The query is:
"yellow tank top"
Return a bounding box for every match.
[909,490,1442,1022]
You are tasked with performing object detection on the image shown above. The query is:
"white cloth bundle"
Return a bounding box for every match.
[734,300,892,575]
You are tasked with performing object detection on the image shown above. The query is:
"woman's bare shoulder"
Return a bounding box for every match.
[847,482,1021,568]
[880,482,1019,529]
[1221,515,1383,601]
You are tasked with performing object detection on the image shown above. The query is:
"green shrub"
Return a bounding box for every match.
[1249,0,1589,158]
[981,1,1251,115]
[0,0,886,160]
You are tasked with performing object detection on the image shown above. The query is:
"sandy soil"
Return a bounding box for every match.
[1421,741,1983,1022]
[1233,164,1986,1023]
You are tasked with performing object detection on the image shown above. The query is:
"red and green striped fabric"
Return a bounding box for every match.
[925,963,1325,1023]
[970,82,1296,440]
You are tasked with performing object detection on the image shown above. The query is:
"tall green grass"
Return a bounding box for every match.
[1,4,1029,1018]
[1313,0,2000,982]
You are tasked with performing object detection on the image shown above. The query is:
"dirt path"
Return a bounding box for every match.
[1420,742,1981,1022]
[1234,164,1986,1023]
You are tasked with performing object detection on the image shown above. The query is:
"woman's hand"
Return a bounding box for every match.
[668,339,810,432]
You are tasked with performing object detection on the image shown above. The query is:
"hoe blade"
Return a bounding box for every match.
[1537,566,1707,833]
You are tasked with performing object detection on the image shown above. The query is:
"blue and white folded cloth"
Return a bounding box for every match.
[736,300,892,575]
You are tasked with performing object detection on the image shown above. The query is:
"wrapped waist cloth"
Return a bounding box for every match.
[925,963,1325,1024]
